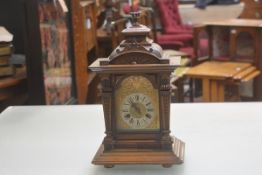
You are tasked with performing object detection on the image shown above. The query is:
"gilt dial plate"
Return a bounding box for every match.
[121,93,155,129]
[115,75,160,131]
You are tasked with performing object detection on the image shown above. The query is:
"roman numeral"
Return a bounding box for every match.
[147,108,153,112]
[135,95,139,101]
[128,98,134,104]
[146,102,151,106]
[124,114,131,119]
[145,113,152,119]
[129,118,134,124]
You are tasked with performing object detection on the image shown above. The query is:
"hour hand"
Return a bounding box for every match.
[132,103,141,115]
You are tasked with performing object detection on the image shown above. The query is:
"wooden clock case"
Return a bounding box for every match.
[89,12,184,168]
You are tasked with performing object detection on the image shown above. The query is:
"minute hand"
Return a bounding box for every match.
[131,103,142,115]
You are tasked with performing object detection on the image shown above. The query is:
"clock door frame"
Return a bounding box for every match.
[100,71,173,151]
[112,73,161,149]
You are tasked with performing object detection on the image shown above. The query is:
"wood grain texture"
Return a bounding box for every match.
[186,61,260,102]
[92,136,185,167]
[193,19,262,100]
[240,0,262,19]
[186,61,252,79]
[71,0,89,104]
[89,16,183,167]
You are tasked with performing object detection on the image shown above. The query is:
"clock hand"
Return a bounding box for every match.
[131,102,141,115]
[134,104,142,115]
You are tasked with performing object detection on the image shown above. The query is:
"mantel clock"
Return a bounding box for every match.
[89,12,185,168]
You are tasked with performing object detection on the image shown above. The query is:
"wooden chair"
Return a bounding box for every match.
[96,17,127,57]
[155,0,194,58]
[110,18,127,48]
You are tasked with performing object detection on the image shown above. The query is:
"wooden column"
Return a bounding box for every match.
[71,0,88,104]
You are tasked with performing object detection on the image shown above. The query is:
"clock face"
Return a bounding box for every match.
[115,75,160,131]
[121,93,155,129]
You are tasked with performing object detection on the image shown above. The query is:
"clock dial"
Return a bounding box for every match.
[121,93,155,129]
[115,76,160,131]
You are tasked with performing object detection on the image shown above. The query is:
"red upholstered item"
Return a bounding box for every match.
[199,38,208,55]
[122,3,139,14]
[157,33,193,52]
[180,47,194,58]
[157,40,183,50]
[156,0,192,35]
[165,26,193,35]
[157,34,193,44]
[155,0,195,58]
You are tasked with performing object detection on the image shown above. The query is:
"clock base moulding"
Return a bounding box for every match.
[92,136,185,168]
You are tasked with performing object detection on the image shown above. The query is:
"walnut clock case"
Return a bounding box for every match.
[89,12,185,168]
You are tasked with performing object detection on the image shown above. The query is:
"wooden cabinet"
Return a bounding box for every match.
[0,0,78,105]
[240,0,262,19]
[0,0,104,105]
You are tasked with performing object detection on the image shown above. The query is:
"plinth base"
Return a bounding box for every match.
[92,137,185,168]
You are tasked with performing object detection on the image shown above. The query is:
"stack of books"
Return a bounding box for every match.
[0,26,15,77]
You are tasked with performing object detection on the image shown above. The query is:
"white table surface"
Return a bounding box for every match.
[0,103,262,175]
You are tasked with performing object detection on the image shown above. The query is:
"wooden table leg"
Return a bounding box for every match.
[203,78,211,102]
[210,80,218,102]
[210,80,225,102]
[217,81,225,102]
[202,79,225,102]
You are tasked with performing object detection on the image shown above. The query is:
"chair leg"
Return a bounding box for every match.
[189,78,194,102]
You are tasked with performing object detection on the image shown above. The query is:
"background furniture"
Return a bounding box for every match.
[1,102,262,174]
[178,3,244,25]
[0,0,102,105]
[194,19,262,100]
[71,0,98,104]
[38,0,77,105]
[240,0,262,19]
[0,0,36,104]
[0,0,78,105]
[185,61,260,102]
[96,17,127,57]
[0,67,27,111]
[167,50,191,102]
[155,0,194,58]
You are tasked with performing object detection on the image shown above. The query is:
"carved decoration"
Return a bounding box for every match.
[160,74,171,91]
[107,12,163,64]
